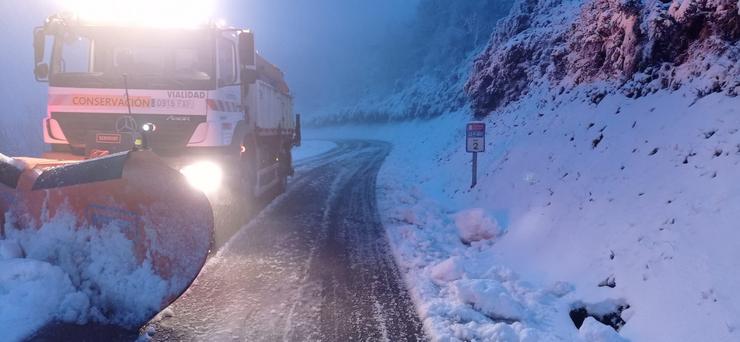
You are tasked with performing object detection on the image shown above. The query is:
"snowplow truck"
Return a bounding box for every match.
[0,14,299,326]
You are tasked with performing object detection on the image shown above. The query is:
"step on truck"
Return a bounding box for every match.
[0,13,300,327]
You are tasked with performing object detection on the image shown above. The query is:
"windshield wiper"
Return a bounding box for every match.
[54,72,121,87]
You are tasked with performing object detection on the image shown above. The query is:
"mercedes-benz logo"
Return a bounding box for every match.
[115,116,137,133]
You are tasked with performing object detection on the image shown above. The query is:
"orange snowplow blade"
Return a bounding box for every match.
[0,150,213,326]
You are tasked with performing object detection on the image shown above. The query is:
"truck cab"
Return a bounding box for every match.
[34,14,298,197]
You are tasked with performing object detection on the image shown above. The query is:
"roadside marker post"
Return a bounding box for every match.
[466,122,485,188]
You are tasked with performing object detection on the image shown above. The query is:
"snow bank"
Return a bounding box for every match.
[454,208,502,244]
[310,76,740,340]
[0,258,83,342]
[0,213,170,341]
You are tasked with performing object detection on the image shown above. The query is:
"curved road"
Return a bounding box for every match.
[146,140,425,341]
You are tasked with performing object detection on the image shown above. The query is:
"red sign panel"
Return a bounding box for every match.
[96,133,122,145]
[466,122,486,153]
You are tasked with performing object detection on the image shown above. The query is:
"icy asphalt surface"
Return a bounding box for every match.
[146,140,424,341]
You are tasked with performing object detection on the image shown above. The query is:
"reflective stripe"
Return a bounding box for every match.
[207,99,244,113]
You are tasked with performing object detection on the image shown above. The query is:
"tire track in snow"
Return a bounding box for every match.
[148,140,425,341]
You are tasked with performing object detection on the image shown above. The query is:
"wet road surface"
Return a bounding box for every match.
[144,140,424,341]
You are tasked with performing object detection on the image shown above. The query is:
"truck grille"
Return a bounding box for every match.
[51,113,206,154]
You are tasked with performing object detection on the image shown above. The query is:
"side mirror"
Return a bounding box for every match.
[238,31,256,67]
[34,63,49,81]
[34,27,46,65]
[293,114,302,147]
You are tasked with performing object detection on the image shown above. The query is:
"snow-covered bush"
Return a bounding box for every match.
[466,0,740,116]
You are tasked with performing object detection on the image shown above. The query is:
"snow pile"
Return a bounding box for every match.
[454,208,502,244]
[0,214,170,341]
[0,258,84,342]
[579,317,629,342]
[0,239,22,260]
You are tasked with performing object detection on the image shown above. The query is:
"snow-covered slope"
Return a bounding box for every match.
[466,0,739,116]
[312,0,739,340]
[312,81,740,342]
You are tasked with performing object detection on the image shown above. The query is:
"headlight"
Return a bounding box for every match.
[180,161,223,194]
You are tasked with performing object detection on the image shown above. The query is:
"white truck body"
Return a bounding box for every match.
[34,15,299,197]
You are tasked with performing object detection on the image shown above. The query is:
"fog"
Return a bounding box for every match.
[226,0,420,117]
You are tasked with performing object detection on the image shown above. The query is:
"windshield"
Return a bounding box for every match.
[50,27,216,90]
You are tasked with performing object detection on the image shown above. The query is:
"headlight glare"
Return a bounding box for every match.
[180,161,223,194]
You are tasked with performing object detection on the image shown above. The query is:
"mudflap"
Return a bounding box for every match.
[0,150,214,327]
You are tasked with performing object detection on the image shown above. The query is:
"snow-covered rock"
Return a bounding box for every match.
[453,279,526,321]
[579,317,630,342]
[454,208,502,244]
[430,256,465,284]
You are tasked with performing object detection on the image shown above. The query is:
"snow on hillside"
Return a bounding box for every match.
[466,0,739,116]
[310,0,739,340]
[311,79,740,342]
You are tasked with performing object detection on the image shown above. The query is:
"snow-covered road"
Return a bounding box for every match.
[146,140,424,341]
